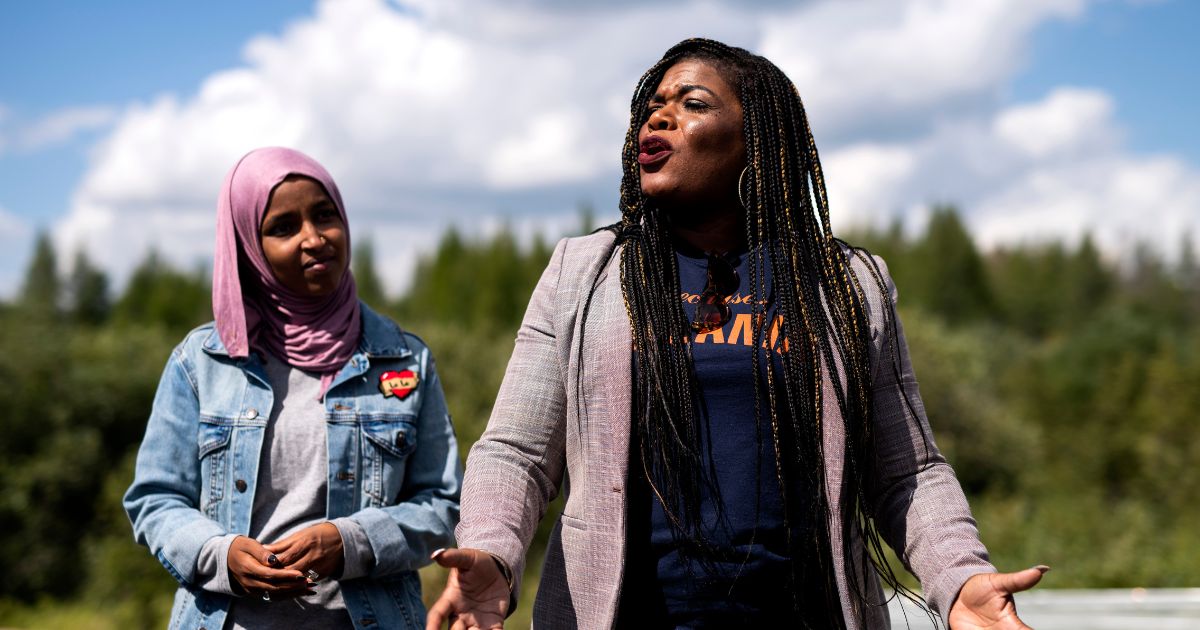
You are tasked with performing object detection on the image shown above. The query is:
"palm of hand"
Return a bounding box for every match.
[427,548,516,630]
[444,566,509,629]
[948,572,1038,630]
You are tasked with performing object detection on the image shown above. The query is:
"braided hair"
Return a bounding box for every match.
[604,38,932,628]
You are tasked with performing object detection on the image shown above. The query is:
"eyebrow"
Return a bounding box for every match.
[650,83,717,102]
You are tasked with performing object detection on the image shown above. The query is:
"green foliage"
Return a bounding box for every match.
[20,232,61,319]
[906,205,995,324]
[67,250,111,326]
[988,236,1115,338]
[896,308,1039,496]
[0,313,175,602]
[396,225,552,332]
[353,238,387,309]
[112,251,211,334]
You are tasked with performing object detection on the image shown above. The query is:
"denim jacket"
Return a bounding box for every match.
[124,303,462,630]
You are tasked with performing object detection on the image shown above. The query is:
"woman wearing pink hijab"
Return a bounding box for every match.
[125,147,462,630]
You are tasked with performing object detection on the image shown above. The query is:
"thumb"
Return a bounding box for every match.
[431,547,480,571]
[991,565,1049,595]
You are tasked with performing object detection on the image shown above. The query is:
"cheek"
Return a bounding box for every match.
[690,119,740,154]
[261,240,297,277]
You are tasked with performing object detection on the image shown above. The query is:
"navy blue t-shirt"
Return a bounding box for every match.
[618,247,827,628]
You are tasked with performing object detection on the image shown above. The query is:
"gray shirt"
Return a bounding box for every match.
[195,354,375,629]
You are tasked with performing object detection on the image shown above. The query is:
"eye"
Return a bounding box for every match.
[262,218,296,238]
[684,99,710,110]
[316,206,340,223]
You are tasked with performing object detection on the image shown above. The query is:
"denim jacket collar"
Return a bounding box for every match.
[199,301,412,360]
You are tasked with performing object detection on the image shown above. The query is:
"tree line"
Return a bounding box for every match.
[0,208,1197,628]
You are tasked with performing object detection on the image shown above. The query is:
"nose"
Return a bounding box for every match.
[299,221,324,249]
[646,105,674,131]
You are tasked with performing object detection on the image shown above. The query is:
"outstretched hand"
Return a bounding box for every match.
[425,548,511,630]
[948,566,1048,629]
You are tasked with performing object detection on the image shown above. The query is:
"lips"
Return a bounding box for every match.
[303,256,333,272]
[638,135,673,166]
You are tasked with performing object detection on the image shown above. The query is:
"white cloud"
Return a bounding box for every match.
[51,0,759,293]
[823,86,1200,262]
[824,143,919,229]
[46,0,1198,298]
[993,87,1117,160]
[759,0,1087,140]
[0,105,117,155]
[973,155,1200,260]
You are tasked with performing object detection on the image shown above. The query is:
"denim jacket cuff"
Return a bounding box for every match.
[331,517,376,580]
[195,533,242,596]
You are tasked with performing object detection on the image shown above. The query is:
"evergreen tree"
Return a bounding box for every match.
[353,239,386,309]
[113,251,211,332]
[1178,231,1199,317]
[1060,234,1112,326]
[20,232,60,317]
[909,205,994,324]
[67,250,111,325]
[403,228,466,324]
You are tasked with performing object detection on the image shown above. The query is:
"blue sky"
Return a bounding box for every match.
[1011,0,1198,161]
[1,0,1197,297]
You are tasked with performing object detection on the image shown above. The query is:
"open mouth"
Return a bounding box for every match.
[638,135,673,166]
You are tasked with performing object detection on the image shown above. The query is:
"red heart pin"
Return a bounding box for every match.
[379,369,419,399]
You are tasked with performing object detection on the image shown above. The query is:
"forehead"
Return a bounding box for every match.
[654,59,736,97]
[268,176,329,205]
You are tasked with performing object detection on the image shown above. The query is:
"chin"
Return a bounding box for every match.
[640,182,675,203]
[301,280,341,298]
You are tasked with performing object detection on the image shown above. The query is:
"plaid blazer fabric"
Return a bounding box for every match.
[456,230,995,629]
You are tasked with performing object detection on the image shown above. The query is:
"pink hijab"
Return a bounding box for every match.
[212,147,360,398]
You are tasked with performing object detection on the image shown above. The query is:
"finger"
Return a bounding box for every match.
[426,596,454,630]
[269,540,312,567]
[264,535,300,554]
[269,583,318,600]
[237,561,307,583]
[432,548,478,571]
[238,574,309,593]
[232,537,274,566]
[991,565,1049,595]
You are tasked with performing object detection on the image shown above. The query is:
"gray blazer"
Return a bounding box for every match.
[456,230,995,629]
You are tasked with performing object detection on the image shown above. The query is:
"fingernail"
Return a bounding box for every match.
[431,548,446,560]
[1033,565,1050,573]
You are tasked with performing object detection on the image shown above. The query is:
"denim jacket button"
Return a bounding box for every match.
[245,408,258,419]
[235,479,248,492]
[395,433,407,449]
[336,471,354,481]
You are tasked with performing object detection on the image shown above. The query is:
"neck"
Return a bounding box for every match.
[663,203,746,254]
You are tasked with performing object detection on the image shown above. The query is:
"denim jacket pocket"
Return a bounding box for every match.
[360,413,419,506]
[197,415,234,518]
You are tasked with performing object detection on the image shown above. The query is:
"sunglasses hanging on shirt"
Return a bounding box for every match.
[691,252,740,334]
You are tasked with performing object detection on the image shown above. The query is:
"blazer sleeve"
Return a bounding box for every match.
[858,254,997,624]
[455,237,570,602]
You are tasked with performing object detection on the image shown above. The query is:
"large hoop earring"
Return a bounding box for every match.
[738,164,753,210]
